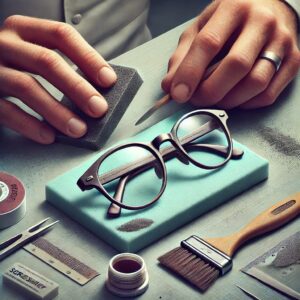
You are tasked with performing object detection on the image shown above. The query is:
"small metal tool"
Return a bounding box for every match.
[135,94,171,126]
[0,218,59,261]
[135,60,221,126]
[236,284,261,300]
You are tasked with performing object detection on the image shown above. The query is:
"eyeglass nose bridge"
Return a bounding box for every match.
[151,133,190,165]
[151,133,172,148]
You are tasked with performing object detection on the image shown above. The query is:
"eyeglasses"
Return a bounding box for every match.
[77,109,244,218]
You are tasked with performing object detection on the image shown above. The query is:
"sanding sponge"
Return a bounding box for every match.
[56,65,143,150]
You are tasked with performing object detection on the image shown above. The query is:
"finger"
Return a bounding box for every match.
[4,15,117,87]
[1,38,108,118]
[217,36,289,109]
[0,98,55,144]
[161,27,198,93]
[240,47,300,109]
[162,1,219,92]
[169,0,248,103]
[192,12,276,107]
[0,66,87,137]
[216,60,275,109]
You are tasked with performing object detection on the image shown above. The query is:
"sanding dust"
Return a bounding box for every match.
[272,237,300,267]
[117,218,154,232]
[242,232,300,273]
[258,126,300,158]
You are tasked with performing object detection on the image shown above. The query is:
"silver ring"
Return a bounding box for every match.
[259,51,282,72]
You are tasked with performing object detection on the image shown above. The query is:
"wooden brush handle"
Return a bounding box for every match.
[206,192,300,257]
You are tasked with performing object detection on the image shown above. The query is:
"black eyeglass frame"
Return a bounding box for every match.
[77,109,239,214]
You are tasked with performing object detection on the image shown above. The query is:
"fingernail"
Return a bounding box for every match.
[98,66,117,86]
[40,126,55,143]
[88,95,108,116]
[172,83,190,102]
[67,118,87,137]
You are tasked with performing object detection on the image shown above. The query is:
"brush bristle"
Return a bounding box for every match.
[158,247,220,291]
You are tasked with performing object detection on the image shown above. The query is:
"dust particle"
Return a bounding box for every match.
[258,126,300,157]
[117,218,154,232]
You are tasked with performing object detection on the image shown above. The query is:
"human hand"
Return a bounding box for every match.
[0,16,117,144]
[162,0,300,109]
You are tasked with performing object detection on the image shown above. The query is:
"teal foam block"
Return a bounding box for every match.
[46,111,269,252]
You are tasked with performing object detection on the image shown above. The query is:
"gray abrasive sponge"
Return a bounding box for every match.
[56,65,143,150]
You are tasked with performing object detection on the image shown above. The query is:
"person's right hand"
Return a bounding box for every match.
[0,15,117,144]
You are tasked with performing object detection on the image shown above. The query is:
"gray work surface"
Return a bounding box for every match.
[1,20,299,300]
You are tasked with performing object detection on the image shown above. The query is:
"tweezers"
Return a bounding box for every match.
[0,218,59,261]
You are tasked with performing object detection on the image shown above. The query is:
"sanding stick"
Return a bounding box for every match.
[56,64,143,150]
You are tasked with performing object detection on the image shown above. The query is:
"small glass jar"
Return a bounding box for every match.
[106,253,149,297]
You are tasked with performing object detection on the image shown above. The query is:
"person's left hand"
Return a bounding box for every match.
[162,0,300,109]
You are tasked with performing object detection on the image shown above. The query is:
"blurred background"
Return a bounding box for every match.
[148,0,210,37]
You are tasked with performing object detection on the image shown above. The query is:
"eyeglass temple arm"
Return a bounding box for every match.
[103,144,243,212]
[105,142,244,217]
[107,176,128,218]
[106,162,155,217]
[98,120,212,184]
[99,120,243,185]
[100,121,217,184]
[183,144,244,158]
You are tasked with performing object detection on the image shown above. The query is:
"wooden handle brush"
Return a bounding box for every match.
[158,192,300,292]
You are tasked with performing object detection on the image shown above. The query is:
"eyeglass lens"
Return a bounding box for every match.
[176,113,230,167]
[98,145,164,209]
